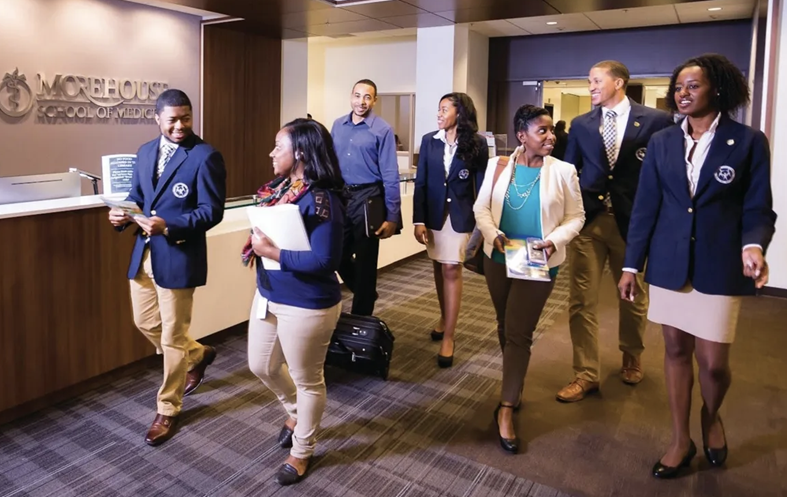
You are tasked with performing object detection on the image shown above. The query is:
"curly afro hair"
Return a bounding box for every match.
[666,53,749,116]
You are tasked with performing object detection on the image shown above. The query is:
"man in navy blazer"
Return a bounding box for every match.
[412,131,487,233]
[108,89,226,445]
[557,61,674,403]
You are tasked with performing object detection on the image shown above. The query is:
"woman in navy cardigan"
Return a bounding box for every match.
[619,54,776,478]
[413,92,488,367]
[242,118,346,486]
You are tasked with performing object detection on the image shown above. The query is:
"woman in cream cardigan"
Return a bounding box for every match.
[474,104,584,454]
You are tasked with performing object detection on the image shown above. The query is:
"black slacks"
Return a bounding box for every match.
[338,190,381,316]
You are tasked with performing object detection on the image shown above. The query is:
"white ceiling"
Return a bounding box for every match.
[467,0,756,37]
[121,0,226,19]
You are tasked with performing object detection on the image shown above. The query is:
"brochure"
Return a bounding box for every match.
[100,195,147,222]
[504,237,551,282]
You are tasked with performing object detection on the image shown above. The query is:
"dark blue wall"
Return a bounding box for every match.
[488,20,752,82]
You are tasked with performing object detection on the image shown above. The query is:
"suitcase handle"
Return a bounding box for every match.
[330,340,388,362]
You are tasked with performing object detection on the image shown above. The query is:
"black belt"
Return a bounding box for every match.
[345,182,379,192]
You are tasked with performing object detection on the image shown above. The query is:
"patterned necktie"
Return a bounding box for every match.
[156,143,176,179]
[602,110,617,168]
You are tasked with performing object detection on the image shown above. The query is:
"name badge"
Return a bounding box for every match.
[256,293,269,320]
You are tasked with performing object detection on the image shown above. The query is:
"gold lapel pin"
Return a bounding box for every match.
[727,139,734,145]
[634,121,641,127]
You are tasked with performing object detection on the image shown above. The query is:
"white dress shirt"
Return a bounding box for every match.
[434,129,458,176]
[599,97,631,165]
[159,136,179,154]
[683,112,721,197]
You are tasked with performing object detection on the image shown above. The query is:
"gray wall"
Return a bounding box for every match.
[487,20,753,137]
[489,20,752,82]
[0,0,201,187]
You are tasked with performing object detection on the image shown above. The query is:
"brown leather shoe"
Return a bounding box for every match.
[145,414,178,446]
[556,378,600,403]
[184,345,217,396]
[621,352,644,385]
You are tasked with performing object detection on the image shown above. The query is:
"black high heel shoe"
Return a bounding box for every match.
[430,330,444,341]
[652,440,696,479]
[702,410,728,467]
[437,341,455,368]
[493,404,518,454]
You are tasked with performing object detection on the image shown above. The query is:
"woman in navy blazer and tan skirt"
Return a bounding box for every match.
[619,54,776,478]
[413,92,488,367]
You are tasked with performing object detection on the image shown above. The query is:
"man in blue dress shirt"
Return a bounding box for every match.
[331,79,401,316]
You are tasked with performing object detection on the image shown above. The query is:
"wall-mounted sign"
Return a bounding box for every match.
[101,154,137,195]
[0,68,168,123]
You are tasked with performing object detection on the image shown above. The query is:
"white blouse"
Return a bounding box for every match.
[681,113,721,197]
[433,129,457,176]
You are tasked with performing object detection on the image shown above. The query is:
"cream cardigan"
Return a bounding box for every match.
[472,147,585,267]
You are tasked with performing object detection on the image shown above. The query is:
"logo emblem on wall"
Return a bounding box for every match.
[0,67,168,122]
[0,68,35,118]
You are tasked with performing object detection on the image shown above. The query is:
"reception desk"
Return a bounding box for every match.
[0,183,423,421]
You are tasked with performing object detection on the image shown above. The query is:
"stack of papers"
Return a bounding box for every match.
[246,204,311,270]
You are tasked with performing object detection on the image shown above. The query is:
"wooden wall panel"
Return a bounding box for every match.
[0,209,153,416]
[203,24,282,198]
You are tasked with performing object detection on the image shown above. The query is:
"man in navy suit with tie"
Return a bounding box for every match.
[557,61,673,403]
[108,89,226,445]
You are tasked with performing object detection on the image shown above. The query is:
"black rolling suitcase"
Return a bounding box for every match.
[325,313,394,380]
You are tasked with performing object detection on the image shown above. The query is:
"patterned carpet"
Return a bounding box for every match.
[0,254,574,497]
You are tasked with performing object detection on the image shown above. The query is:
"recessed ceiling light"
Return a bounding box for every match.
[707,7,723,11]
[546,21,558,25]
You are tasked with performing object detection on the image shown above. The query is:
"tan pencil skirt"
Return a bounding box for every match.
[425,215,471,265]
[648,283,742,343]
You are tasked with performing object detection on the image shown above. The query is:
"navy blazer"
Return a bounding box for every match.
[413,132,488,233]
[624,116,776,296]
[124,134,227,289]
[564,100,673,241]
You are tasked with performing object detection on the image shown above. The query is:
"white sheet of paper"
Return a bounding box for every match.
[246,204,311,270]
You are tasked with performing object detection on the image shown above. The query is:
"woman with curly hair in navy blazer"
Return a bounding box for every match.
[619,54,776,478]
[413,92,488,367]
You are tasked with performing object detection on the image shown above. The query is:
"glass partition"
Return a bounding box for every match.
[375,93,416,172]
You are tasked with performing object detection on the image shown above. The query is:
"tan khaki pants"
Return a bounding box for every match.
[568,213,648,382]
[130,248,204,416]
[247,292,341,459]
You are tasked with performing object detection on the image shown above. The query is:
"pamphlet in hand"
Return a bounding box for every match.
[246,204,311,271]
[100,195,148,222]
[504,237,551,282]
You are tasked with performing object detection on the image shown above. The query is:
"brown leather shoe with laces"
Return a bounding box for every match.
[621,352,644,385]
[145,414,178,446]
[556,378,600,403]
